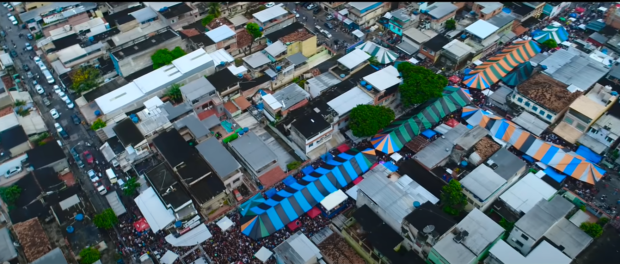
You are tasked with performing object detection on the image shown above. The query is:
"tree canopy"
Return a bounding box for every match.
[151,47,187,69]
[71,66,102,93]
[165,83,183,103]
[445,19,456,30]
[208,2,221,18]
[397,62,447,107]
[349,105,395,137]
[244,22,263,55]
[0,186,21,206]
[93,208,118,230]
[90,119,106,130]
[79,247,101,264]
[580,222,603,238]
[542,39,558,49]
[123,177,141,196]
[202,15,215,27]
[441,179,467,216]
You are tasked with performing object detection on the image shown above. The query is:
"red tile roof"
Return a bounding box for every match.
[258,166,287,189]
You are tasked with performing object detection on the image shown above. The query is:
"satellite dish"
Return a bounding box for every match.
[423,225,435,234]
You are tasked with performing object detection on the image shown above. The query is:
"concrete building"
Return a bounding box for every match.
[288,110,333,155]
[196,137,244,190]
[401,202,457,258]
[486,240,571,264]
[387,8,416,36]
[252,5,294,35]
[145,2,198,30]
[419,2,458,31]
[581,111,620,155]
[229,131,279,180]
[419,34,451,63]
[265,22,318,59]
[109,27,183,77]
[494,172,558,222]
[25,141,68,173]
[464,19,501,62]
[273,232,322,264]
[439,39,473,70]
[346,2,391,28]
[472,2,504,20]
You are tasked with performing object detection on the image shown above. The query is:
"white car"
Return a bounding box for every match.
[2,3,9,8]
[50,108,60,119]
[54,85,62,95]
[65,99,74,109]
[265,2,275,8]
[292,10,299,18]
[25,43,32,51]
[35,84,44,94]
[97,185,107,195]
[5,166,21,178]
[58,91,68,101]
[54,123,63,132]
[8,16,16,25]
[307,4,315,9]
[37,62,46,71]
[33,56,41,63]
[88,169,99,182]
[321,30,332,38]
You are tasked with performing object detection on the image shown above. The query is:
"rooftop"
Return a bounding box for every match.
[432,209,504,264]
[145,162,192,209]
[273,232,321,264]
[184,167,226,205]
[291,110,331,139]
[103,5,144,27]
[461,164,507,201]
[487,12,517,28]
[514,195,573,240]
[424,34,451,52]
[272,83,310,111]
[34,168,63,192]
[476,2,503,14]
[25,141,66,170]
[510,3,535,16]
[113,118,145,147]
[518,73,581,113]
[540,48,610,91]
[403,202,456,236]
[327,86,373,116]
[153,129,193,167]
[243,51,271,69]
[20,2,81,22]
[51,33,80,51]
[265,41,287,57]
[348,2,380,12]
[473,137,501,163]
[206,68,239,93]
[130,7,159,23]
[398,159,447,198]
[0,227,17,262]
[544,218,593,259]
[159,3,193,19]
[571,95,610,120]
[403,28,437,44]
[0,125,27,150]
[174,114,210,139]
[196,137,241,179]
[111,20,167,47]
[425,2,458,19]
[413,124,469,169]
[30,248,69,264]
[239,74,271,91]
[206,25,236,43]
[465,20,499,39]
[265,22,305,42]
[455,125,489,150]
[489,240,571,264]
[229,131,278,173]
[487,148,526,180]
[13,218,52,262]
[443,40,473,58]
[180,76,216,102]
[363,65,401,91]
[9,173,46,223]
[338,48,370,70]
[253,5,288,23]
[111,28,179,60]
[500,173,557,215]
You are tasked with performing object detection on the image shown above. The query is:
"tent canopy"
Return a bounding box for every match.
[575,145,603,164]
[217,216,234,231]
[160,251,179,264]
[240,193,266,216]
[501,61,534,86]
[463,40,541,89]
[357,41,398,64]
[320,189,348,211]
[164,224,212,247]
[307,207,322,218]
[533,25,569,44]
[421,129,437,138]
[255,247,273,263]
[134,187,175,233]
[240,150,373,239]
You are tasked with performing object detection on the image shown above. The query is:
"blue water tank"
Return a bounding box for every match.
[413,201,421,208]
[612,91,619,96]
[94,110,102,116]
[340,74,346,78]
[259,27,264,32]
[239,131,245,136]
[66,226,74,233]
[541,65,548,70]
[75,214,84,221]
[132,117,139,123]
[366,85,372,91]
[238,74,243,78]
[276,66,282,71]
[461,161,468,167]
[360,81,367,85]
[175,221,182,228]
[243,127,249,133]
[220,61,226,66]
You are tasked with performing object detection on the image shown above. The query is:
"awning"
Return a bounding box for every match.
[357,41,398,64]
[344,18,353,25]
[320,189,348,211]
[408,57,419,64]
[575,145,603,164]
[396,41,419,55]
[384,12,392,19]
[421,129,437,138]
[164,223,212,247]
[134,187,175,233]
[352,29,364,39]
[255,247,273,263]
[160,251,179,264]
[134,218,150,232]
[217,216,234,231]
[473,60,483,65]
[307,207,322,218]
[287,219,301,231]
[339,9,349,15]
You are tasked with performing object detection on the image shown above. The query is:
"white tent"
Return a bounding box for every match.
[408,57,419,64]
[473,60,483,65]
[134,187,175,233]
[159,251,179,264]
[255,247,273,262]
[164,224,213,247]
[391,152,403,162]
[216,216,234,232]
[320,189,348,211]
[352,29,365,39]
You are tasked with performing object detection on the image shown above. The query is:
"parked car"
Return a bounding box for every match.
[313,8,321,14]
[50,108,60,119]
[54,123,63,133]
[70,148,79,159]
[234,189,243,201]
[59,129,69,139]
[88,169,99,182]
[7,4,13,11]
[83,151,94,164]
[58,91,68,101]
[35,84,44,94]
[306,3,315,9]
[5,166,21,178]
[22,64,29,71]
[264,2,275,8]
[42,97,50,106]
[76,158,85,168]
[9,50,16,58]
[26,33,33,40]
[321,30,332,38]
[2,3,9,8]
[96,183,107,195]
[37,62,46,71]
[24,43,32,51]
[292,10,299,18]
[71,114,81,125]
[65,99,74,109]
[326,14,334,20]
[33,56,41,63]
[324,22,334,29]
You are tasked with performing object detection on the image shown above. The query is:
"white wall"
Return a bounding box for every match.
[509,93,558,123]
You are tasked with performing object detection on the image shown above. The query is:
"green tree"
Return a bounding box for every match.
[580,222,603,238]
[499,218,515,233]
[397,62,447,107]
[170,46,187,59]
[165,83,183,103]
[14,99,26,107]
[598,217,610,226]
[542,39,558,49]
[151,47,186,69]
[79,247,101,264]
[0,186,22,205]
[90,119,106,130]
[349,105,395,137]
[93,208,118,230]
[287,161,302,171]
[445,19,456,30]
[441,179,467,216]
[244,22,263,55]
[368,55,380,66]
[208,2,222,18]
[201,14,215,27]
[123,177,141,196]
[71,66,102,93]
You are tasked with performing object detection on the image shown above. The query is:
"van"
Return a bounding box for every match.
[56,140,63,147]
[106,168,118,184]
[42,69,54,84]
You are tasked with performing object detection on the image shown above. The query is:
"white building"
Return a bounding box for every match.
[498,173,557,216]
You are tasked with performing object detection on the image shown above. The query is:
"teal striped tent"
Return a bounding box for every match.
[357,41,398,64]
[501,62,534,87]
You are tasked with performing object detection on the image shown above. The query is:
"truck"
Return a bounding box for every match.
[105,168,118,184]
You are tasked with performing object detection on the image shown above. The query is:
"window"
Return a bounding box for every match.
[532,106,538,111]
[589,127,598,134]
[309,142,314,147]
[607,137,615,143]
[564,117,574,125]
[539,110,545,116]
[515,240,524,247]
[520,234,529,240]
[524,101,531,107]
[546,114,552,120]
[517,97,523,103]
[576,123,586,132]
[512,94,516,99]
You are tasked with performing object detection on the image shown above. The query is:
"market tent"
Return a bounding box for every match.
[463,40,541,89]
[421,129,437,138]
[575,145,603,164]
[134,218,150,232]
[371,134,401,154]
[287,219,301,231]
[356,41,398,64]
[533,25,569,44]
[352,29,365,39]
[586,21,605,32]
[445,118,460,127]
[217,216,234,231]
[134,187,175,233]
[320,189,348,211]
[307,207,322,218]
[240,193,266,216]
[501,61,534,86]
[462,107,502,128]
[544,167,568,183]
[240,150,373,239]
[160,251,179,264]
[164,224,212,247]
[575,7,585,13]
[255,247,273,263]
[449,75,461,83]
[265,188,277,198]
[301,165,314,176]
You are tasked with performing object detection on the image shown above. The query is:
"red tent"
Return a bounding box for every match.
[448,75,461,83]
[353,177,364,185]
[133,218,150,232]
[287,219,302,231]
[337,144,351,153]
[445,118,459,128]
[307,207,322,218]
[575,7,585,13]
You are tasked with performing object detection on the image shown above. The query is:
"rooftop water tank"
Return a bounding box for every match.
[413,201,421,208]
[220,61,226,66]
[94,110,102,116]
[66,226,74,233]
[361,81,367,85]
[366,85,372,90]
[340,74,346,78]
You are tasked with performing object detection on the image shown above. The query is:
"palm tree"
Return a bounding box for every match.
[123,177,141,196]
[208,2,221,18]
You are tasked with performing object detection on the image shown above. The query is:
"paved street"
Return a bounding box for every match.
[0,8,112,213]
[281,2,358,50]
